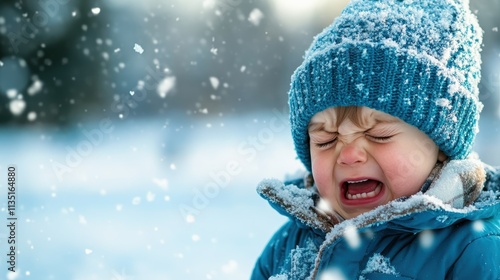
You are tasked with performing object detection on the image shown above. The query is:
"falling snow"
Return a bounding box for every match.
[0,1,498,279]
[9,99,26,116]
[473,220,485,232]
[134,43,144,54]
[132,196,141,205]
[343,224,361,249]
[7,270,19,280]
[91,7,101,15]
[27,111,37,122]
[27,79,43,96]
[221,260,238,274]
[6,89,17,99]
[191,234,200,242]
[248,8,264,26]
[209,76,220,90]
[418,230,434,249]
[157,76,176,98]
[79,215,88,225]
[153,178,169,190]
[146,191,155,202]
[318,269,348,280]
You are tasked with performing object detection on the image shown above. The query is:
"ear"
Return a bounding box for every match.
[438,151,448,162]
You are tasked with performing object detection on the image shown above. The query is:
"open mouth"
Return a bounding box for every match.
[342,179,382,201]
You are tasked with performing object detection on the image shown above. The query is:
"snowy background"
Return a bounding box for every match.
[0,0,499,279]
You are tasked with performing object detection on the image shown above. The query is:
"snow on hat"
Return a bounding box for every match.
[289,0,483,171]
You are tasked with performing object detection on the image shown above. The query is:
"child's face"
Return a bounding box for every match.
[308,107,440,219]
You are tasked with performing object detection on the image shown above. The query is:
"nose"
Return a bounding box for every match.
[337,141,367,166]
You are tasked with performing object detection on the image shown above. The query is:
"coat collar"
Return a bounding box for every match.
[257,157,499,234]
[258,157,500,280]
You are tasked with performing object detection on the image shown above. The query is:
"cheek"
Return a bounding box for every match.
[311,152,335,196]
[378,146,434,195]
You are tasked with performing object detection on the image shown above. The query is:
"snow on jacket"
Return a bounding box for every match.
[251,158,500,279]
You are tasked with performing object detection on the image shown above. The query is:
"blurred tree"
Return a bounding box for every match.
[0,0,109,125]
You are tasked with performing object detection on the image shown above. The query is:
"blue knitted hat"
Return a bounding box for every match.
[289,0,483,171]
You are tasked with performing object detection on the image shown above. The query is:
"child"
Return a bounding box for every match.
[251,0,500,279]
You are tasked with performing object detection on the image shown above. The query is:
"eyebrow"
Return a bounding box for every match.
[308,116,399,133]
[372,117,399,125]
[308,122,327,133]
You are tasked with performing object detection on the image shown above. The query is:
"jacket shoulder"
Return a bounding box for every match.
[447,232,500,279]
[439,215,500,278]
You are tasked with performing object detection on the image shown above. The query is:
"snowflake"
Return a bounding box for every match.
[133,43,144,54]
[343,224,361,249]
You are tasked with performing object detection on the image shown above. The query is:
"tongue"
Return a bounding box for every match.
[346,180,379,195]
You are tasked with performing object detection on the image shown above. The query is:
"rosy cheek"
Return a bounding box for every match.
[311,156,334,196]
[381,154,424,198]
[376,148,409,180]
[392,154,421,181]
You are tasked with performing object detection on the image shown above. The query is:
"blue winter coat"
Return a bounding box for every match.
[251,159,500,279]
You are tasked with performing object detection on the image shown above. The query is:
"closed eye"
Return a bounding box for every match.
[315,138,337,148]
[366,135,393,142]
